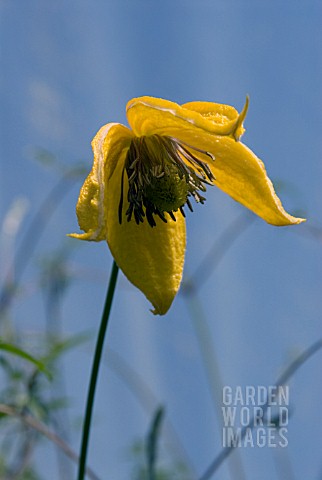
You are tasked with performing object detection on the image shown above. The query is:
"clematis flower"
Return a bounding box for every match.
[70,96,304,315]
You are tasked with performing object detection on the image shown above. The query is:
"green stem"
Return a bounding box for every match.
[77,260,119,480]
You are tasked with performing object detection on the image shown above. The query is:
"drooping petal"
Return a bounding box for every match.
[105,159,186,315]
[187,134,304,226]
[69,123,133,241]
[70,118,186,314]
[126,96,304,226]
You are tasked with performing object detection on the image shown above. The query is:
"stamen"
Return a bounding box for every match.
[180,206,186,217]
[130,157,140,169]
[171,137,216,162]
[118,167,125,223]
[186,198,193,212]
[119,135,215,227]
[175,143,214,181]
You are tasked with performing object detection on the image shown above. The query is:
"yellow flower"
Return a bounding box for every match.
[70,96,305,315]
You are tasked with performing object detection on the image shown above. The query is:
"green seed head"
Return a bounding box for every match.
[144,166,189,212]
[121,134,214,227]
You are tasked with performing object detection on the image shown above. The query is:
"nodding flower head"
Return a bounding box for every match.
[70,96,305,315]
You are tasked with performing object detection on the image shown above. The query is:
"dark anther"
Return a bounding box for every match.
[118,135,215,227]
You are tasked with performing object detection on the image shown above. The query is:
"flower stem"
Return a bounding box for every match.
[77,260,119,480]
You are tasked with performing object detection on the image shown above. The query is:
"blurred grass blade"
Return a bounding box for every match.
[0,341,51,379]
[146,406,164,480]
[42,332,91,365]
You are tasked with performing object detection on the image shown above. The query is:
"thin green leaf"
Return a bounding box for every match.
[0,342,51,379]
[146,406,165,480]
[41,331,91,365]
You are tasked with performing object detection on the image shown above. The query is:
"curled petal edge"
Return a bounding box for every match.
[126,95,249,139]
[69,123,133,242]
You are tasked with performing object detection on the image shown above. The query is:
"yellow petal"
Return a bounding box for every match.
[105,159,186,315]
[183,96,249,140]
[126,96,304,226]
[126,96,246,138]
[210,138,305,225]
[69,123,133,241]
[183,131,304,226]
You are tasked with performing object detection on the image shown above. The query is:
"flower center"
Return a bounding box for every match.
[119,135,215,227]
[144,164,189,213]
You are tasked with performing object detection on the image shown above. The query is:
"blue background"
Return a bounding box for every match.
[1,1,322,479]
